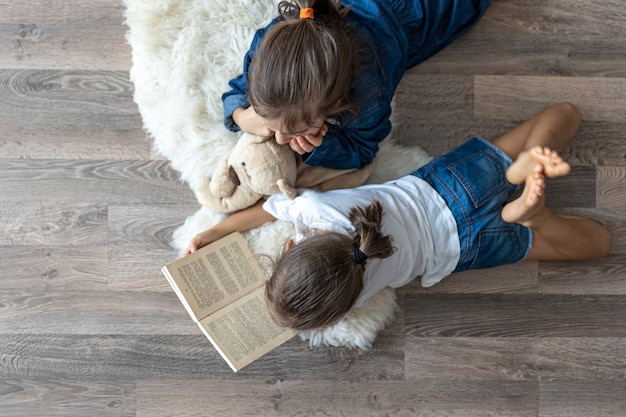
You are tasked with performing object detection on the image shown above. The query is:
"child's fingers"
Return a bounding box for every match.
[181,238,202,257]
[289,138,307,154]
[304,133,323,148]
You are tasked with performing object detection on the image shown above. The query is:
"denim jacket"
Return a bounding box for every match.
[223,0,490,169]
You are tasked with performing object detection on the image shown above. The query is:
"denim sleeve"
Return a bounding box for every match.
[303,65,393,170]
[222,73,250,132]
[303,103,392,169]
[222,19,279,132]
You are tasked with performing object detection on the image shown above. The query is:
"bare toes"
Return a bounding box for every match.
[528,146,570,178]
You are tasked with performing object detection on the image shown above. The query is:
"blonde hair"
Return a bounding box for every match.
[265,201,395,330]
[248,0,359,131]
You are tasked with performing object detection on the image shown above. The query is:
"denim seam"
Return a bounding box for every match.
[424,164,473,264]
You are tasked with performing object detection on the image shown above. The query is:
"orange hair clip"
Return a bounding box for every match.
[300,7,314,20]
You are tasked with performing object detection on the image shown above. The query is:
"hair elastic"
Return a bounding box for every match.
[352,247,368,265]
[300,7,314,20]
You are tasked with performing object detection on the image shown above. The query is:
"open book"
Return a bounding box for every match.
[162,232,296,372]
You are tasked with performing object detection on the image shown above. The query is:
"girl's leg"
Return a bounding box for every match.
[502,159,612,261]
[490,102,581,171]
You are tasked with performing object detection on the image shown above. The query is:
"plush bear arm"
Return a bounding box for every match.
[210,151,236,197]
[276,178,298,200]
[196,177,265,214]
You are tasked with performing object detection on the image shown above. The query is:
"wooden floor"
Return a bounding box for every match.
[1,0,625,416]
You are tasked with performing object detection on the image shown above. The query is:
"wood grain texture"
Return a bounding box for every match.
[0,379,135,417]
[540,381,626,417]
[478,0,626,37]
[0,70,148,159]
[0,159,196,204]
[404,262,539,294]
[596,166,626,208]
[413,34,626,78]
[539,255,626,295]
[1,0,625,415]
[0,335,404,381]
[405,294,626,337]
[474,76,626,122]
[0,245,108,291]
[0,202,107,246]
[136,379,538,417]
[405,337,626,381]
[0,290,194,335]
[0,0,131,71]
[107,204,198,291]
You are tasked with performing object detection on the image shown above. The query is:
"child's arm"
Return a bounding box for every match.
[232,106,274,137]
[182,199,276,256]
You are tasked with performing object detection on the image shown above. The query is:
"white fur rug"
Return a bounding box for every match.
[124,0,431,349]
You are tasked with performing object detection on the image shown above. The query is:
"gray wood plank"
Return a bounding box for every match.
[478,0,626,37]
[413,35,626,78]
[108,205,194,249]
[561,122,626,167]
[136,379,538,417]
[393,74,474,119]
[0,0,131,71]
[539,254,626,295]
[0,70,148,160]
[0,70,137,115]
[405,294,626,337]
[0,379,135,417]
[1,119,149,160]
[107,204,199,291]
[404,262,538,294]
[540,381,626,417]
[0,245,107,291]
[405,337,626,381]
[0,24,131,71]
[0,334,404,381]
[0,159,196,205]
[0,202,107,246]
[543,166,596,208]
[597,166,626,208]
[474,76,626,122]
[0,0,128,24]
[394,117,626,168]
[0,290,195,335]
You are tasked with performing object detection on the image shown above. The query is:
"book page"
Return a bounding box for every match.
[198,287,296,372]
[162,232,266,321]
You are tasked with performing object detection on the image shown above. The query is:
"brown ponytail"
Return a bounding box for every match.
[265,201,395,330]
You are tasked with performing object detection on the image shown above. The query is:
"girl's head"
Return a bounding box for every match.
[248,0,358,139]
[265,201,395,331]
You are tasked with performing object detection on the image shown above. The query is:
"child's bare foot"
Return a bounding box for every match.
[501,171,547,227]
[506,146,571,185]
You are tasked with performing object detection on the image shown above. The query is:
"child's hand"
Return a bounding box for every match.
[182,230,222,257]
[289,122,327,154]
[233,107,273,137]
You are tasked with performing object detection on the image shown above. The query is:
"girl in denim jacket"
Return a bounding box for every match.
[187,103,612,331]
[223,0,491,170]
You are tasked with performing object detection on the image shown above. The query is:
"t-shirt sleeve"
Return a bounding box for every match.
[263,191,320,240]
[263,190,355,240]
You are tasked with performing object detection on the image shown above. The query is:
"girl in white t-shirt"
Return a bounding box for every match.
[183,102,611,331]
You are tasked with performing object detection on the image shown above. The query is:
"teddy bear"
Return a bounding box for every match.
[195,132,376,213]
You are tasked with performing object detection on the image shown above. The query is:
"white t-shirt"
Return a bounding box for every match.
[262,175,460,307]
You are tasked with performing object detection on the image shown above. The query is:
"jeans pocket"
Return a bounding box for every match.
[470,228,521,270]
[448,152,507,208]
